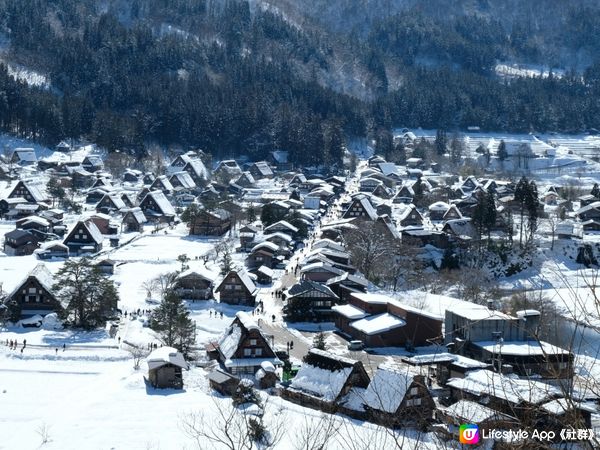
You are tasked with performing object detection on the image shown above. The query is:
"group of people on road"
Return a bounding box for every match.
[208,309,224,319]
[6,339,25,351]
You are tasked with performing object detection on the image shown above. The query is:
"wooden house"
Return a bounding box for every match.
[182,159,209,186]
[446,369,561,420]
[169,171,196,191]
[332,293,443,348]
[150,175,174,194]
[214,160,242,180]
[121,207,147,232]
[247,242,278,269]
[209,311,280,375]
[284,280,339,322]
[10,147,37,165]
[139,191,176,223]
[8,180,48,204]
[173,269,214,300]
[285,349,370,412]
[95,259,116,275]
[393,184,415,204]
[255,265,274,285]
[215,270,257,306]
[256,361,279,388]
[82,155,104,172]
[363,365,435,426]
[235,171,256,188]
[437,400,518,439]
[96,193,126,214]
[396,204,424,228]
[123,169,143,183]
[146,347,188,389]
[576,201,600,221]
[263,220,299,237]
[442,204,462,221]
[342,195,378,221]
[4,229,39,256]
[208,369,240,396]
[36,242,69,259]
[326,273,368,303]
[62,220,103,254]
[239,224,259,252]
[190,209,231,236]
[249,161,274,180]
[3,263,61,318]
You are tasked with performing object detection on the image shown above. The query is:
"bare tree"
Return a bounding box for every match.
[181,396,286,450]
[126,343,150,370]
[36,423,51,446]
[293,412,341,450]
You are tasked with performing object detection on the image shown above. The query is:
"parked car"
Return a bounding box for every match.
[347,340,364,351]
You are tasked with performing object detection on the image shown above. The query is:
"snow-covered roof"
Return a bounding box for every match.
[428,201,450,212]
[236,270,257,294]
[299,262,344,277]
[83,220,104,244]
[176,268,215,282]
[264,232,293,243]
[143,191,176,216]
[257,265,274,277]
[540,399,597,416]
[287,279,338,299]
[218,324,242,360]
[6,263,54,300]
[184,159,209,181]
[350,292,390,305]
[331,304,368,320]
[363,364,417,413]
[147,346,188,370]
[236,311,259,331]
[251,241,279,253]
[290,363,353,401]
[447,303,514,321]
[472,340,571,356]
[350,313,406,335]
[264,220,299,234]
[443,400,515,424]
[446,370,559,405]
[170,171,196,189]
[12,147,37,162]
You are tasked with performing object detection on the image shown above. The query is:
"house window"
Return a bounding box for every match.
[410,387,418,396]
[250,339,257,346]
[255,348,262,356]
[559,362,568,369]
[244,349,252,356]
[28,288,36,294]
[225,285,234,290]
[413,398,422,406]
[406,399,414,406]
[235,285,242,291]
[82,234,87,239]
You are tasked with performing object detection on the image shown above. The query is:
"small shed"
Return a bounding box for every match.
[208,369,240,396]
[147,347,188,389]
[256,361,279,389]
[95,258,116,275]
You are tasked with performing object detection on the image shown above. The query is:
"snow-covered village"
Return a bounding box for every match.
[5,2,600,448]
[1,128,600,449]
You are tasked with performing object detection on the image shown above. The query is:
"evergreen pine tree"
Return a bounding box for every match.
[497,140,508,161]
[150,290,195,355]
[435,129,447,155]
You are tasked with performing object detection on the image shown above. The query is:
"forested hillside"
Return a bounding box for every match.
[2,0,600,162]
